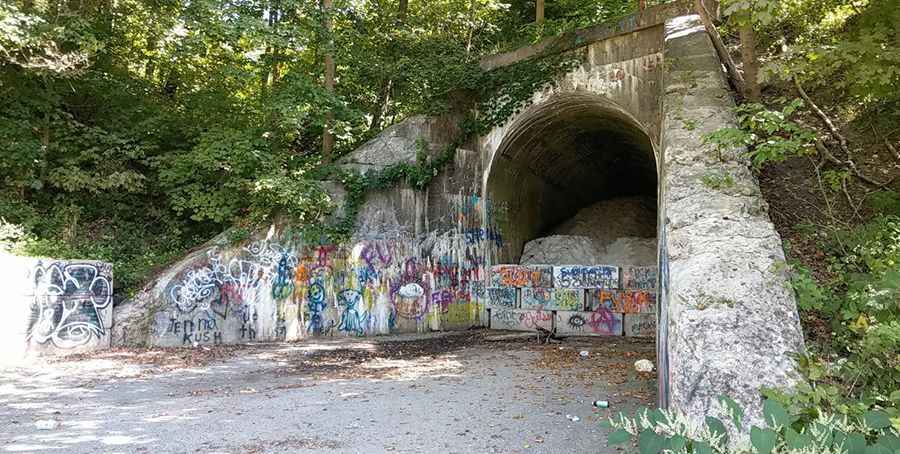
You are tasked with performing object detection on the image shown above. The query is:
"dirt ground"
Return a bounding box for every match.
[1,330,656,454]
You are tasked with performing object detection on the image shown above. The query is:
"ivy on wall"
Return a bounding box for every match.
[283,50,585,245]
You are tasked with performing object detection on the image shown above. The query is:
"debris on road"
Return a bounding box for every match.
[634,359,654,372]
[34,419,59,430]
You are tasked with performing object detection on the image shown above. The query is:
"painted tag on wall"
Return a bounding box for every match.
[553,265,618,289]
[487,287,517,307]
[622,266,657,292]
[25,260,114,352]
[624,313,656,337]
[489,308,552,331]
[554,309,623,336]
[521,288,584,310]
[587,289,655,313]
[490,265,553,288]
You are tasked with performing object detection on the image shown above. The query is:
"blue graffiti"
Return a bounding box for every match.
[271,253,295,300]
[337,289,368,336]
[306,281,329,335]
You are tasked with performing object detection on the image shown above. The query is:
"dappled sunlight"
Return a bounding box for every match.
[363,356,464,381]
[2,332,657,453]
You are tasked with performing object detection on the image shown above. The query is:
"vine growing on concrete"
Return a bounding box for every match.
[299,51,586,244]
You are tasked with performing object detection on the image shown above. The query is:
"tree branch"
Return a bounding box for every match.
[694,0,746,96]
[794,78,850,155]
[799,79,889,187]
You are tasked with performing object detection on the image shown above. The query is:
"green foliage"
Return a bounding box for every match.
[764,0,900,109]
[703,100,818,168]
[606,396,900,453]
[701,172,736,190]
[1,0,609,296]
[779,215,900,420]
[475,52,583,132]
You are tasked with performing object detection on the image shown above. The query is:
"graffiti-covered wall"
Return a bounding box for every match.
[1,253,113,362]
[487,264,657,337]
[117,185,506,347]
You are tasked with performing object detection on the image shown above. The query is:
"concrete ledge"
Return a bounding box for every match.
[480,0,694,71]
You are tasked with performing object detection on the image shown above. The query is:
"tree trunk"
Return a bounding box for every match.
[144,34,157,79]
[368,79,393,133]
[694,0,745,95]
[536,0,544,24]
[369,0,407,133]
[639,0,647,11]
[739,24,761,101]
[322,0,335,160]
[270,2,282,87]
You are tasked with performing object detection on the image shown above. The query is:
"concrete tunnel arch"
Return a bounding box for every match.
[480,91,668,405]
[482,92,659,265]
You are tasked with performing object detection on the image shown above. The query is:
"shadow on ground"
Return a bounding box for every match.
[2,331,655,454]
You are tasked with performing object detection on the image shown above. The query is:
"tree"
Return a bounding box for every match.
[321,0,335,161]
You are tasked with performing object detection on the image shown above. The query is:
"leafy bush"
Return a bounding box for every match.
[780,215,900,424]
[605,396,900,453]
[703,100,817,168]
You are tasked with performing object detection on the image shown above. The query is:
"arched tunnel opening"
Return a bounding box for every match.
[486,94,658,267]
[484,93,660,351]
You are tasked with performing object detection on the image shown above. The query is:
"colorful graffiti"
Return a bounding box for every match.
[156,191,501,344]
[490,265,553,288]
[486,262,654,337]
[622,266,657,291]
[553,265,619,289]
[520,288,584,310]
[624,313,655,337]
[487,287,517,307]
[27,261,113,349]
[490,307,553,331]
[587,289,655,314]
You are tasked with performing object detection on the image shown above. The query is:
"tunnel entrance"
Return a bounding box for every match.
[485,93,658,267]
[484,93,659,341]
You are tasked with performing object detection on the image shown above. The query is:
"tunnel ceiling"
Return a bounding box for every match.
[489,95,657,238]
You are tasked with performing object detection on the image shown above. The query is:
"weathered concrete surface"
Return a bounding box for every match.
[115,225,495,347]
[659,15,804,427]
[337,114,461,173]
[479,0,693,71]
[554,197,656,243]
[114,114,495,347]
[106,4,804,432]
[1,254,113,363]
[521,235,601,266]
[1,332,656,454]
[480,23,664,263]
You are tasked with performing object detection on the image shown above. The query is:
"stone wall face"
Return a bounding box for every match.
[115,171,503,347]
[1,253,113,363]
[660,15,805,427]
[486,264,658,338]
[143,232,493,347]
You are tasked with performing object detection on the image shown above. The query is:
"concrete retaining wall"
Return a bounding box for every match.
[1,253,113,363]
[487,264,657,338]
[117,192,500,347]
[659,15,805,427]
[104,5,804,430]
